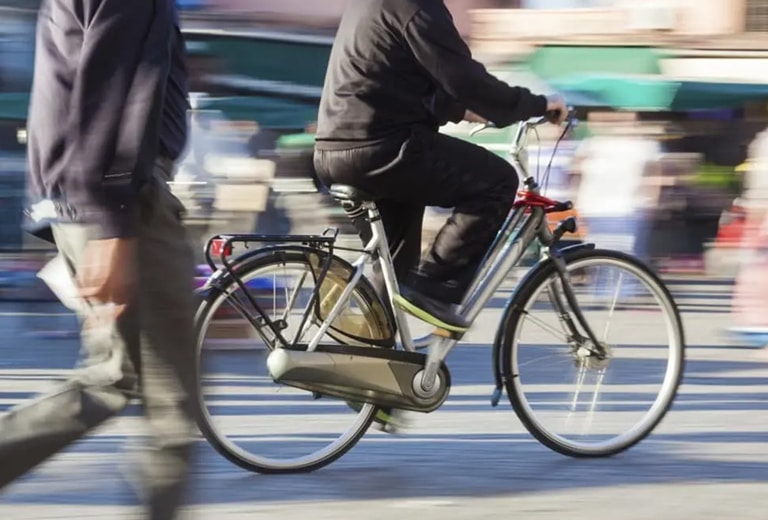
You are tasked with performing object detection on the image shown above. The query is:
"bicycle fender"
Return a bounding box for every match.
[489,242,596,406]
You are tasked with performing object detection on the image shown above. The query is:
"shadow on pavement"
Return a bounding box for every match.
[0,356,764,508]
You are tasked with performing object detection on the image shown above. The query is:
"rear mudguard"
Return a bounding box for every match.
[489,242,596,406]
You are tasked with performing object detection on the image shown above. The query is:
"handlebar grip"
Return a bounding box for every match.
[545,109,563,120]
[544,107,576,126]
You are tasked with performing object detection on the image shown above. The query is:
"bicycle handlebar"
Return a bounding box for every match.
[469,107,577,138]
[468,107,578,183]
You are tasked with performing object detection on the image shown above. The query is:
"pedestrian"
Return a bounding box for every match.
[730,127,768,347]
[1,1,197,518]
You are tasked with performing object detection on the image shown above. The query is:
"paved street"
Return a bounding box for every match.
[0,277,765,519]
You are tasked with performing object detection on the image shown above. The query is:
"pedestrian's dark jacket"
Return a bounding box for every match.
[25,0,189,242]
[315,0,547,149]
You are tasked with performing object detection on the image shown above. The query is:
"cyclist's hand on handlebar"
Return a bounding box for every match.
[463,109,488,124]
[545,94,568,125]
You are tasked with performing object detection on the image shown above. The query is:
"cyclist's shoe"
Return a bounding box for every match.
[394,284,470,333]
[346,402,409,434]
[372,407,409,434]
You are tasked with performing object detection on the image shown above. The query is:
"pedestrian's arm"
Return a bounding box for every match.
[63,0,162,240]
[404,4,547,127]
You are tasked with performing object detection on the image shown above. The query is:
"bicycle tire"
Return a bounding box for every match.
[194,246,393,474]
[498,247,685,458]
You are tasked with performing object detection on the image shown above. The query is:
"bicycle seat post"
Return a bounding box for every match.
[362,200,418,353]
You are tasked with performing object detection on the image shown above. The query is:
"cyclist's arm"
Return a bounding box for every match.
[426,87,465,125]
[403,4,547,127]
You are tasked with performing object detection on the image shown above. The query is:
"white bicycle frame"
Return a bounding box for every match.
[306,116,559,393]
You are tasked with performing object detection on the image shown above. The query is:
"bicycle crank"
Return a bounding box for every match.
[266,345,451,413]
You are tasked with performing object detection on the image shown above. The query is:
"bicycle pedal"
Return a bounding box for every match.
[377,422,399,434]
[373,410,410,434]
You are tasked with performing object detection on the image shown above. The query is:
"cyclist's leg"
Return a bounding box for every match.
[396,131,518,330]
[367,200,424,299]
[364,201,425,433]
[314,148,424,433]
[313,131,518,330]
[313,146,425,301]
[314,142,425,297]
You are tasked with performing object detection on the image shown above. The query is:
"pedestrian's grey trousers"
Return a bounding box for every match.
[0,159,197,519]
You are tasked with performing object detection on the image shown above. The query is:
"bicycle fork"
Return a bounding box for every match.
[541,219,607,360]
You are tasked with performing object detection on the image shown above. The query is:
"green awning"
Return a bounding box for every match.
[493,65,602,108]
[550,73,768,111]
[529,45,662,81]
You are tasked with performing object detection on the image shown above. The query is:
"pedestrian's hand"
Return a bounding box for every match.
[464,110,488,124]
[77,238,137,314]
[545,94,568,125]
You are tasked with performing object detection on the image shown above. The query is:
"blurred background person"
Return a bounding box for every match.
[730,126,768,347]
[571,116,660,264]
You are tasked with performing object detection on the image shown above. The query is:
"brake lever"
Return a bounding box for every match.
[470,121,496,137]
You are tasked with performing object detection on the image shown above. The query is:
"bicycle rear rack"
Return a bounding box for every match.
[202,229,340,349]
[203,230,339,272]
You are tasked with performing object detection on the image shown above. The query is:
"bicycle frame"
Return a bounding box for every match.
[304,115,580,393]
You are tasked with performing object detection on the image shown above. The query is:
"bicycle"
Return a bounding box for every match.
[193,109,686,474]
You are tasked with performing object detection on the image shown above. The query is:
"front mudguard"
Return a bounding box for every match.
[489,242,596,406]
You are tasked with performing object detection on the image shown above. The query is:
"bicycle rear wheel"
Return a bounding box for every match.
[195,247,394,473]
[499,247,685,457]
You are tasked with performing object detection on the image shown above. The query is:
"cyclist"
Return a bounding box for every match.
[314,0,567,335]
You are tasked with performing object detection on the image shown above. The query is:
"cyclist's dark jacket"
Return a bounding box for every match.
[315,0,547,149]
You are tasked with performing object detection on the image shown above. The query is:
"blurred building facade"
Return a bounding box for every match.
[189,0,766,47]
[200,0,514,35]
[470,0,764,56]
[3,0,768,298]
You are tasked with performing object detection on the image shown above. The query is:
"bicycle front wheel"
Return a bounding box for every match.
[499,247,685,457]
[195,247,394,473]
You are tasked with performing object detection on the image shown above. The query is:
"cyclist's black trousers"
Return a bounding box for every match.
[314,125,519,303]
